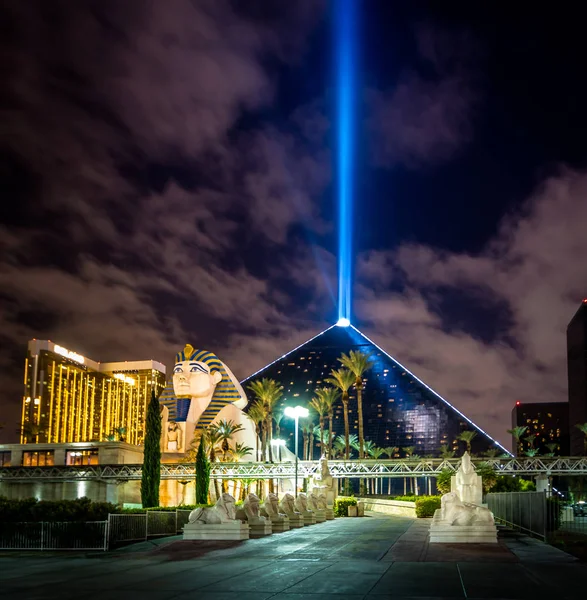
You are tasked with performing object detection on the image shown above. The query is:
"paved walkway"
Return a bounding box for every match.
[0,514,585,600]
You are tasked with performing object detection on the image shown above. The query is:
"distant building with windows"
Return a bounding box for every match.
[21,340,166,446]
[568,300,587,455]
[243,324,509,457]
[511,401,570,456]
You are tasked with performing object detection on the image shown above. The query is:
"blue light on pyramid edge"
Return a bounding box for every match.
[336,0,355,324]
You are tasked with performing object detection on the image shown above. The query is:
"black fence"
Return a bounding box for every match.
[486,491,586,541]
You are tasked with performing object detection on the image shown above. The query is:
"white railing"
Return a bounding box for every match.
[0,521,108,550]
[2,457,587,482]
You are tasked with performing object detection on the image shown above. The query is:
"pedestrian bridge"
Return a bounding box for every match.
[1,456,587,482]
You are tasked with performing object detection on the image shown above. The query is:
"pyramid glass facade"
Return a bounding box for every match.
[243,325,507,458]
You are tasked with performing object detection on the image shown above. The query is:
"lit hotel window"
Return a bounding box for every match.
[66,449,99,466]
[22,451,54,467]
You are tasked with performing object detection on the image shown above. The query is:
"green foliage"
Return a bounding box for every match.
[386,495,417,502]
[195,437,211,504]
[141,390,162,508]
[415,496,442,518]
[334,496,357,517]
[436,469,453,495]
[475,462,497,493]
[0,496,118,522]
[490,475,536,492]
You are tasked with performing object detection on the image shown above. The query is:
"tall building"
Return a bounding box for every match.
[511,401,569,456]
[567,300,587,455]
[243,324,508,457]
[21,340,166,448]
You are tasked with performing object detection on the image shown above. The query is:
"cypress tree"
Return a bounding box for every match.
[195,436,210,504]
[141,390,162,508]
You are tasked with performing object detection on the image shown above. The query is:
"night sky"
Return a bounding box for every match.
[1,1,586,448]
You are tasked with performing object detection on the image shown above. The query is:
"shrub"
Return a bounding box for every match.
[0,496,119,522]
[415,496,441,518]
[436,469,453,495]
[334,496,357,517]
[386,495,417,503]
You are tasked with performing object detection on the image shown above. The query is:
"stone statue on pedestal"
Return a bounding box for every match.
[294,492,316,525]
[188,493,237,524]
[237,493,271,536]
[278,493,305,528]
[310,457,337,506]
[307,490,327,523]
[451,451,483,506]
[261,493,290,532]
[438,492,494,526]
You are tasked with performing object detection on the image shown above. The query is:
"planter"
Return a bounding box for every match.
[348,506,358,517]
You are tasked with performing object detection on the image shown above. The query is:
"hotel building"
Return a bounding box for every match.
[21,340,166,451]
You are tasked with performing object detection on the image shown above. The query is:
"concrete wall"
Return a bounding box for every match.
[359,498,416,518]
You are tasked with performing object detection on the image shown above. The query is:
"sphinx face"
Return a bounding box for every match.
[173,359,222,399]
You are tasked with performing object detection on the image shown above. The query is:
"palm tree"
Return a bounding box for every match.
[246,401,267,461]
[457,430,477,454]
[301,422,311,460]
[545,442,558,457]
[307,419,316,459]
[273,406,286,440]
[439,444,456,459]
[232,442,254,462]
[332,435,347,459]
[402,446,416,494]
[326,368,355,459]
[309,394,329,456]
[215,419,245,461]
[484,448,500,459]
[368,446,385,494]
[575,423,587,454]
[507,426,528,456]
[248,378,283,461]
[314,387,340,458]
[338,351,374,458]
[383,446,399,459]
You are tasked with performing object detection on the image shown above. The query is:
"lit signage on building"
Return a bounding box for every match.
[114,373,136,386]
[54,344,85,364]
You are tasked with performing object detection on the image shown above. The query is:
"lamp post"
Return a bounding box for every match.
[285,406,309,497]
[271,438,286,462]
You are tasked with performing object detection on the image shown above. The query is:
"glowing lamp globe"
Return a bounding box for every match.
[284,406,309,418]
[336,317,350,327]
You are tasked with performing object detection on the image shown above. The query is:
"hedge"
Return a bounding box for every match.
[386,495,417,503]
[414,496,441,518]
[334,496,357,517]
[0,496,118,522]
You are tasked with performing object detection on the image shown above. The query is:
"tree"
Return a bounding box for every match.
[575,423,587,454]
[301,422,311,460]
[457,430,477,453]
[195,436,210,504]
[273,406,286,440]
[507,426,528,456]
[248,379,283,461]
[436,468,453,495]
[332,435,347,458]
[545,442,558,457]
[309,393,329,456]
[326,368,355,460]
[439,444,455,459]
[338,351,374,458]
[232,442,254,462]
[383,446,399,459]
[314,387,340,458]
[246,401,266,461]
[215,419,244,461]
[140,390,162,508]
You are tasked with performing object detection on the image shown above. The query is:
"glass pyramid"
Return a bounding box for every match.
[242,324,508,458]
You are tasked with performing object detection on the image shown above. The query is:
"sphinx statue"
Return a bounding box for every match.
[184,493,249,541]
[188,493,237,525]
[310,456,337,506]
[160,344,257,455]
[438,492,495,526]
[307,490,327,523]
[261,493,289,532]
[294,492,316,526]
[452,451,483,506]
[278,493,305,528]
[236,493,271,536]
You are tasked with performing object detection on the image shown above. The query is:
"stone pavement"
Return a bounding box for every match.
[0,513,585,600]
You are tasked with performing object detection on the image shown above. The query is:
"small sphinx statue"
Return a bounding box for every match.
[294,492,316,526]
[261,493,290,532]
[307,490,327,523]
[237,492,271,536]
[188,493,236,525]
[278,493,305,528]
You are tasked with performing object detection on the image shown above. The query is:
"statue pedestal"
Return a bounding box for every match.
[183,522,249,541]
[300,511,316,526]
[283,512,305,528]
[269,515,290,532]
[324,508,335,520]
[248,517,272,537]
[429,509,497,543]
[313,510,327,523]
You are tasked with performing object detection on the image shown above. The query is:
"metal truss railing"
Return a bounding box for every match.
[2,457,587,482]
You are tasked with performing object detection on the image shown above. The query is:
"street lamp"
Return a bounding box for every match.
[284,405,309,497]
[271,438,286,462]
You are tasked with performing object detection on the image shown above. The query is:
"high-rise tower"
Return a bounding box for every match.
[567,300,587,455]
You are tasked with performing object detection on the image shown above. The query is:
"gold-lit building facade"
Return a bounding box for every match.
[21,340,166,446]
